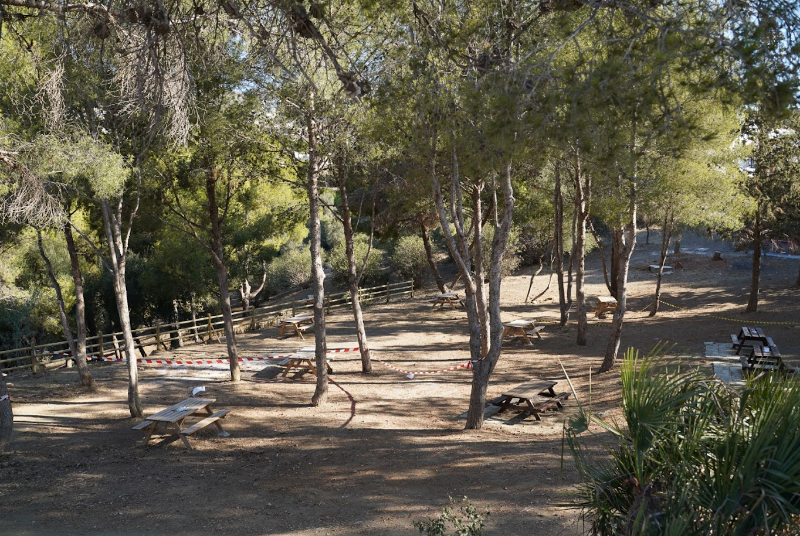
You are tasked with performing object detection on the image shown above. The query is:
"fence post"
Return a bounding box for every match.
[249,307,256,330]
[154,322,162,353]
[386,283,390,304]
[292,300,296,317]
[325,295,331,314]
[31,340,38,373]
[410,280,414,298]
[98,331,104,360]
[206,314,213,342]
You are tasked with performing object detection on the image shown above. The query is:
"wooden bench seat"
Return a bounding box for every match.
[525,326,545,340]
[131,419,154,431]
[297,323,314,332]
[179,409,230,437]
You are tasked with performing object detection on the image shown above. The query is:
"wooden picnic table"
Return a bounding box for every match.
[592,296,618,318]
[131,397,230,450]
[431,292,464,309]
[490,379,570,421]
[501,319,544,345]
[278,313,314,339]
[279,351,333,377]
[741,344,786,375]
[731,326,772,355]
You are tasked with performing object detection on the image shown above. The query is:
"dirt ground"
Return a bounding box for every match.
[2,231,799,536]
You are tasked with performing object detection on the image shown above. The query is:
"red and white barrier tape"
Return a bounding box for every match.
[95,347,360,365]
[373,358,471,378]
[0,394,9,403]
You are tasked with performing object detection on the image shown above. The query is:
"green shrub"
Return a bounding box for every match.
[391,235,429,287]
[265,245,311,294]
[567,345,800,536]
[327,233,385,286]
[481,227,521,276]
[413,497,489,536]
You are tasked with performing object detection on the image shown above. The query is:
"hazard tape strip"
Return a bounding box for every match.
[0,394,9,403]
[373,357,471,377]
[95,347,360,365]
[659,300,800,326]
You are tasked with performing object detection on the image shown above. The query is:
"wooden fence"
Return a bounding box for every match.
[0,280,414,373]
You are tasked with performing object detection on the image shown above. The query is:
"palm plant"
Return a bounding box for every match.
[566,344,800,535]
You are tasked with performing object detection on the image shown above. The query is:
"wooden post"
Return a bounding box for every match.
[386,283,390,304]
[154,322,161,354]
[31,340,38,373]
[112,333,121,360]
[410,280,414,299]
[98,331,104,360]
[249,307,256,330]
[325,295,331,315]
[292,300,296,317]
[206,314,213,342]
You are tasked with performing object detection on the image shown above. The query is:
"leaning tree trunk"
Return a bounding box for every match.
[650,211,674,317]
[64,222,94,387]
[746,208,762,313]
[573,153,590,346]
[0,373,12,453]
[419,218,447,292]
[37,230,79,366]
[588,220,613,295]
[100,199,142,417]
[206,168,241,382]
[307,97,328,406]
[599,193,638,373]
[338,165,373,373]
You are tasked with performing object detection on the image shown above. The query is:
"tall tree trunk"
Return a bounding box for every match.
[566,205,577,311]
[64,222,94,387]
[100,199,142,417]
[746,208,762,313]
[650,211,674,316]
[190,295,201,343]
[307,96,328,406]
[598,181,637,374]
[419,218,446,292]
[0,373,11,453]
[554,162,568,326]
[171,299,183,349]
[206,167,241,382]
[37,230,79,366]
[338,161,373,373]
[573,153,590,346]
[472,184,490,356]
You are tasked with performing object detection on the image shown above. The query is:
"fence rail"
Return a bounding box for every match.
[0,280,414,373]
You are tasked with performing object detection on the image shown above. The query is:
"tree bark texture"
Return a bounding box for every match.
[599,196,637,373]
[746,208,762,313]
[37,230,79,365]
[419,218,446,292]
[573,153,590,346]
[206,167,241,382]
[307,100,329,406]
[554,162,568,326]
[338,165,373,374]
[100,199,142,417]
[650,211,674,317]
[64,222,94,387]
[171,299,184,349]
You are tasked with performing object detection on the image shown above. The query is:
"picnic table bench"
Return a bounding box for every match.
[431,292,464,309]
[278,351,333,377]
[592,297,617,318]
[741,344,788,375]
[490,379,570,421]
[131,397,230,450]
[278,313,314,339]
[731,326,771,355]
[501,319,544,345]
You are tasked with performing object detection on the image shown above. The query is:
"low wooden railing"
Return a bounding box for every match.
[0,280,413,372]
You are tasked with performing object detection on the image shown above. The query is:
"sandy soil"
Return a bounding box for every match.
[1,231,799,536]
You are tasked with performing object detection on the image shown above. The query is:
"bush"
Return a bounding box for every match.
[391,235,429,287]
[413,497,489,536]
[327,233,386,287]
[265,245,311,295]
[567,345,800,536]
[481,226,521,276]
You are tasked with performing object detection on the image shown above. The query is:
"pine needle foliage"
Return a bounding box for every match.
[567,345,800,535]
